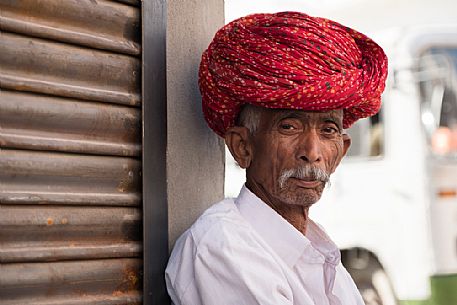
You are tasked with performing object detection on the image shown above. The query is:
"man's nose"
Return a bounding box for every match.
[297,131,322,163]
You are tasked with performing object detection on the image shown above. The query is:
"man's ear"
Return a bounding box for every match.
[330,133,352,174]
[225,126,253,169]
[342,133,351,156]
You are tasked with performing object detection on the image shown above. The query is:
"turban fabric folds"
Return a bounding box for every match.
[199,11,388,137]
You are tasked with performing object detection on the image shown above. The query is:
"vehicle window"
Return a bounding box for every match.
[346,111,383,158]
[418,48,457,156]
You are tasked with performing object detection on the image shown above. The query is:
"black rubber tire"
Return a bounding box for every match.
[342,250,398,305]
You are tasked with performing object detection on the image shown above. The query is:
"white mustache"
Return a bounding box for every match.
[278,166,330,189]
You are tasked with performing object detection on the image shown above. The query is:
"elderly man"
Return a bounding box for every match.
[166,11,387,305]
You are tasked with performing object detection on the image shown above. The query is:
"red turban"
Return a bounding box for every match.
[199,12,388,137]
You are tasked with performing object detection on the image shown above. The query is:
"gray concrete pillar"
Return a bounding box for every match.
[166,0,225,247]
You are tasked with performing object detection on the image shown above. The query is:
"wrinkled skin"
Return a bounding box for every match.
[225,108,351,234]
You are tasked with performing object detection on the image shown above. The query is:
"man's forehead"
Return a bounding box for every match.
[263,108,344,122]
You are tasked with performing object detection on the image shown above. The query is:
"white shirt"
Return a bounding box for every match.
[165,185,365,305]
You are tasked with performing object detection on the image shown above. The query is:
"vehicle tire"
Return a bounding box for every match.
[342,250,397,305]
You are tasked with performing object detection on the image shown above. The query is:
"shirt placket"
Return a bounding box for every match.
[323,261,342,305]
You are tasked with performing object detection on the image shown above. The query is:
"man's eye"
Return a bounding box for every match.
[280,124,295,130]
[322,127,338,134]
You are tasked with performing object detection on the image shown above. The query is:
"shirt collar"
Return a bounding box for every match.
[235,185,341,267]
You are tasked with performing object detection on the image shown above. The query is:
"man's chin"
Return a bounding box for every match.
[276,188,323,208]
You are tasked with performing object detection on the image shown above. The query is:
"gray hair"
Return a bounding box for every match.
[236,104,261,134]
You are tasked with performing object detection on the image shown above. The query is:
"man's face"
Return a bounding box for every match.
[245,108,350,208]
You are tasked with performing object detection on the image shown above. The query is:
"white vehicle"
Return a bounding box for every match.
[225,25,457,305]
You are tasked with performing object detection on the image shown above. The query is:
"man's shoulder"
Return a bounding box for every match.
[166,197,254,281]
[184,198,250,246]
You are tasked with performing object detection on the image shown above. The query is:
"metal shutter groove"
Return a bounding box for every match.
[0,0,141,55]
[0,149,141,206]
[0,32,141,106]
[0,90,141,156]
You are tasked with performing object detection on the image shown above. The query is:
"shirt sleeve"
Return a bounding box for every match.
[192,221,295,305]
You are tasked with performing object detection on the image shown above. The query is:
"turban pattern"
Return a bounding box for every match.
[199,11,388,137]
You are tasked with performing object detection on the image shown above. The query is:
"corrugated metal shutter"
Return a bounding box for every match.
[0,1,143,304]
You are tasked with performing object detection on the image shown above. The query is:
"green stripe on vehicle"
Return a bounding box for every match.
[430,274,457,305]
[399,300,431,305]
[400,274,457,305]
[398,300,433,305]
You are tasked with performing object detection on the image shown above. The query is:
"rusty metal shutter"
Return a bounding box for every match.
[0,0,143,304]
